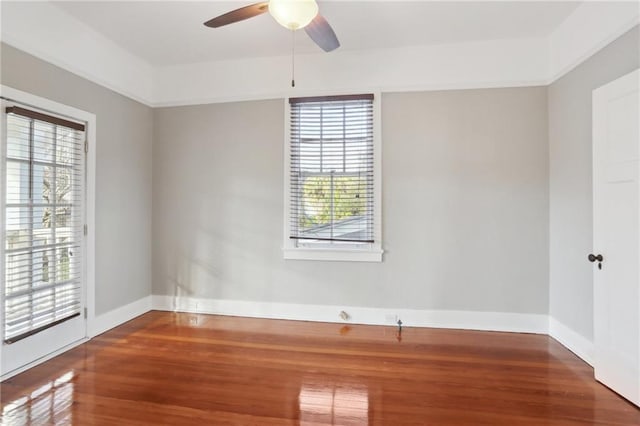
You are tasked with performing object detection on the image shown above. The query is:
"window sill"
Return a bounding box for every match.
[283,247,383,262]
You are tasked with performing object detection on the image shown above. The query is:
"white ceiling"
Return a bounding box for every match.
[52,1,581,66]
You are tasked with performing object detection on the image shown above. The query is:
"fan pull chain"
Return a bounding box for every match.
[291,29,295,88]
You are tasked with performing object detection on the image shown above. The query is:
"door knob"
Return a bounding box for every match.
[588,253,603,269]
[588,254,603,262]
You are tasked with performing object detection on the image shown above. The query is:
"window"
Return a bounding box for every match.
[3,106,85,343]
[284,94,382,262]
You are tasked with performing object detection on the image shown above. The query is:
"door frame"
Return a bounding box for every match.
[0,85,96,380]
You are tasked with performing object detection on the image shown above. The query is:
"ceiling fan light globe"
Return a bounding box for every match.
[269,0,318,30]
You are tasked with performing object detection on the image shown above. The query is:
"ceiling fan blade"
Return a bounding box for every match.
[305,14,340,52]
[204,2,269,28]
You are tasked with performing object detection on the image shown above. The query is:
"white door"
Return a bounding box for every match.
[1,101,87,378]
[593,68,640,407]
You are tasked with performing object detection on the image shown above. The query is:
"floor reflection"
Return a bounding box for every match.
[299,383,369,425]
[1,371,74,425]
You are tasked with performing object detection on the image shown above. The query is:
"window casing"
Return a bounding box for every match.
[284,94,382,262]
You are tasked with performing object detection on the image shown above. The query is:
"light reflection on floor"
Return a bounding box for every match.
[298,382,369,425]
[1,371,74,425]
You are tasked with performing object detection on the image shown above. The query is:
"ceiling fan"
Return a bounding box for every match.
[203,0,340,53]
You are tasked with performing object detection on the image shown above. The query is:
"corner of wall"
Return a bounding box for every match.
[548,316,594,366]
[88,295,152,338]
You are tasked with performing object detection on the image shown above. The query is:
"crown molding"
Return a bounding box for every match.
[1,1,637,107]
[151,37,549,107]
[0,0,154,105]
[547,1,640,84]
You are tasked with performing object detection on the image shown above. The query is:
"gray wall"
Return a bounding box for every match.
[1,44,153,315]
[153,87,549,314]
[548,25,640,340]
[8,23,635,327]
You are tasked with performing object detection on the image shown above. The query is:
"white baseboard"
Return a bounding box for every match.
[88,295,152,338]
[151,295,549,335]
[548,316,594,366]
[86,297,595,368]
[2,295,594,382]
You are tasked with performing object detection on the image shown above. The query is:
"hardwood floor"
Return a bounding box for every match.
[1,311,638,425]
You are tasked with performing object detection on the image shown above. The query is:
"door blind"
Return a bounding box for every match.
[289,94,374,243]
[4,106,85,343]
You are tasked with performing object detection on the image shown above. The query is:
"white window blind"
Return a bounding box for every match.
[289,94,374,244]
[4,106,85,343]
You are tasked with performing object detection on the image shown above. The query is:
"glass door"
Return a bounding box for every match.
[1,104,86,377]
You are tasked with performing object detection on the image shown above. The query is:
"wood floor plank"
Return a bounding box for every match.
[1,311,638,425]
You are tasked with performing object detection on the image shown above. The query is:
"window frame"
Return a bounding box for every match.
[283,93,383,262]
